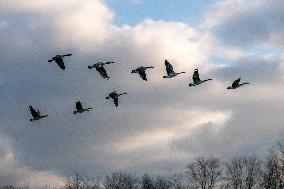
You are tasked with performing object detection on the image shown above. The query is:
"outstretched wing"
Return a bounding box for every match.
[232,78,241,88]
[165,60,174,75]
[55,58,65,70]
[192,69,200,83]
[76,101,83,111]
[113,97,118,107]
[138,70,147,81]
[109,91,117,98]
[30,107,39,118]
[96,66,109,79]
[62,54,72,57]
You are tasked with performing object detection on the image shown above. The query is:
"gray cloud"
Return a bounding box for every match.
[204,0,284,48]
[0,135,64,188]
[0,0,284,187]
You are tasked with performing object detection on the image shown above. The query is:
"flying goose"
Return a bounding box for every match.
[131,66,154,81]
[29,106,48,121]
[227,78,249,89]
[163,60,185,78]
[88,62,114,80]
[48,54,72,70]
[189,69,212,87]
[73,101,92,114]
[106,91,127,107]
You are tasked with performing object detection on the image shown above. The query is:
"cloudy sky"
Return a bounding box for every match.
[0,0,284,187]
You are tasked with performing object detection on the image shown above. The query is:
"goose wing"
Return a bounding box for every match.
[113,97,118,107]
[165,60,174,75]
[62,54,72,57]
[232,78,241,88]
[55,58,65,70]
[30,107,39,118]
[96,66,109,79]
[138,69,147,81]
[192,69,200,83]
[105,61,114,65]
[76,101,83,111]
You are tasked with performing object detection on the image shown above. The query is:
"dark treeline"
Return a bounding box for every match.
[1,142,284,189]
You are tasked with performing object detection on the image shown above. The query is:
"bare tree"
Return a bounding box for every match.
[261,142,284,189]
[141,174,185,189]
[87,176,104,189]
[168,173,185,189]
[64,173,89,189]
[0,184,29,189]
[224,155,261,189]
[103,172,138,189]
[186,156,221,189]
[224,157,244,189]
[141,174,155,189]
[277,142,284,187]
[243,155,261,189]
[154,176,173,189]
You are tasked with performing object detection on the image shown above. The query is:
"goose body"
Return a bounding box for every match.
[29,106,48,121]
[106,91,127,107]
[73,101,92,114]
[227,78,249,89]
[88,62,114,80]
[189,69,212,87]
[163,60,185,78]
[131,66,154,81]
[48,54,72,70]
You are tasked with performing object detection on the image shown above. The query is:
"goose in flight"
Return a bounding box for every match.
[106,91,127,107]
[131,66,154,81]
[189,69,212,87]
[88,62,114,80]
[163,60,185,78]
[227,78,249,89]
[48,54,72,70]
[29,106,48,121]
[73,101,92,114]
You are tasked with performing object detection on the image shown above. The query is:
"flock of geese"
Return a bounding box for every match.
[29,54,250,121]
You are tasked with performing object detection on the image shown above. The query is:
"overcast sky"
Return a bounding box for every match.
[0,0,284,188]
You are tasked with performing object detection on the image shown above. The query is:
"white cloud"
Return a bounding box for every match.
[0,0,216,182]
[101,110,230,171]
[202,0,266,29]
[0,0,284,186]
[0,0,114,50]
[202,0,284,48]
